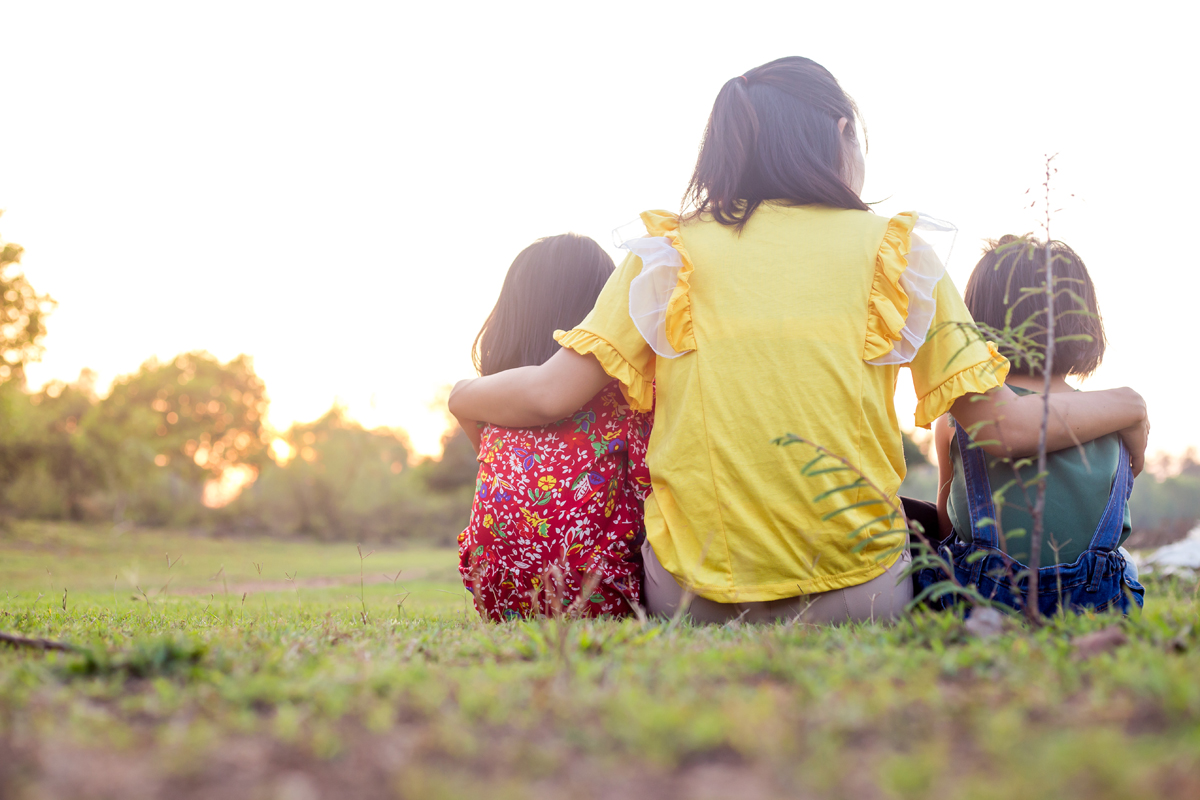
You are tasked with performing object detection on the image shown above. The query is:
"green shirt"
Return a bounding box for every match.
[947,387,1132,565]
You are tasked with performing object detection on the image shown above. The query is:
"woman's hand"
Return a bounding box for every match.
[1117,408,1150,477]
[448,348,613,428]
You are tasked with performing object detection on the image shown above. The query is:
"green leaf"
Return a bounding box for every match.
[801,453,826,472]
[804,465,854,478]
[848,513,902,538]
[821,499,888,521]
[813,478,867,502]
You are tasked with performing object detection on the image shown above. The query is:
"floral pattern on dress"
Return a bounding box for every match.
[458,381,653,622]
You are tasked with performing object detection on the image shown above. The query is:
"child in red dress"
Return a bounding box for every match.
[453,234,653,621]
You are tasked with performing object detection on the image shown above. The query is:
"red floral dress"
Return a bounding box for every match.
[458,381,653,621]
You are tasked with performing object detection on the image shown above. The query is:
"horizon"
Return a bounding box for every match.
[2,1,1196,463]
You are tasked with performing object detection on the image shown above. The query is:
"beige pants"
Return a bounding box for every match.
[642,540,913,625]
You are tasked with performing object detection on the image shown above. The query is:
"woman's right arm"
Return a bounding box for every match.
[448,348,613,429]
[949,385,1149,475]
[908,270,1148,474]
[454,245,656,428]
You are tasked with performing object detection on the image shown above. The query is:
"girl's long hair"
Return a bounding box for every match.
[685,56,869,229]
[473,233,614,376]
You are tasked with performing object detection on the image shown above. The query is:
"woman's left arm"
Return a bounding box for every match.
[449,348,612,428]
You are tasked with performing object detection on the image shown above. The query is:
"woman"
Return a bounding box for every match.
[450,57,1149,624]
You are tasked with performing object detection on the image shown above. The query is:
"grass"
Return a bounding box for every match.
[2,521,1199,799]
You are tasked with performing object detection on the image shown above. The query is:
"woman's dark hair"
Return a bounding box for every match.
[473,233,614,376]
[964,235,1106,378]
[684,56,869,229]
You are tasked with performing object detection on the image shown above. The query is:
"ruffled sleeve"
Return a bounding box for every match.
[554,327,656,412]
[553,248,657,413]
[913,341,1010,428]
[866,213,956,366]
[862,210,1007,426]
[909,280,1011,428]
[637,210,697,355]
[863,212,916,363]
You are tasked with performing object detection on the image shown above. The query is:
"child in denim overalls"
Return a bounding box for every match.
[922,236,1144,614]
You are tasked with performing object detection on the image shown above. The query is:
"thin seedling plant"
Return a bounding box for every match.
[356,545,375,625]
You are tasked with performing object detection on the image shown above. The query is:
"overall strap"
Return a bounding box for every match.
[953,418,1000,549]
[1086,440,1134,553]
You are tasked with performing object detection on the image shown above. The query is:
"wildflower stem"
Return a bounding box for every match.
[1027,156,1058,624]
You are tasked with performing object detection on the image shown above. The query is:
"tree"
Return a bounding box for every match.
[1180,448,1200,478]
[0,371,106,521]
[423,428,479,492]
[902,431,931,469]
[231,405,415,539]
[0,351,271,526]
[84,352,270,519]
[0,212,55,385]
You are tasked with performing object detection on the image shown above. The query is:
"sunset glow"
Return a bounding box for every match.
[201,464,258,509]
[2,2,1196,462]
[268,437,293,467]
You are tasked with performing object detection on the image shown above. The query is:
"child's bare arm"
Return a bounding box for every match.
[932,415,955,541]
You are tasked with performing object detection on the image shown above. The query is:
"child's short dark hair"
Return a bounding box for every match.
[473,233,614,377]
[963,235,1106,378]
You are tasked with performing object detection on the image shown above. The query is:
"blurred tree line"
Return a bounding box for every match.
[0,219,1195,547]
[220,406,477,543]
[0,351,478,544]
[0,219,476,544]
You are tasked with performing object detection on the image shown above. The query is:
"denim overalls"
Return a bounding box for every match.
[915,422,1145,615]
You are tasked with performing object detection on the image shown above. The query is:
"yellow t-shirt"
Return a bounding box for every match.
[555,205,1008,602]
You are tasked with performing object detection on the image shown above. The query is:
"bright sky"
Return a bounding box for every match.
[2,1,1196,459]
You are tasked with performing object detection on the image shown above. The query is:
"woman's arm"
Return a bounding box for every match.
[932,415,955,541]
[949,385,1149,475]
[448,347,613,428]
